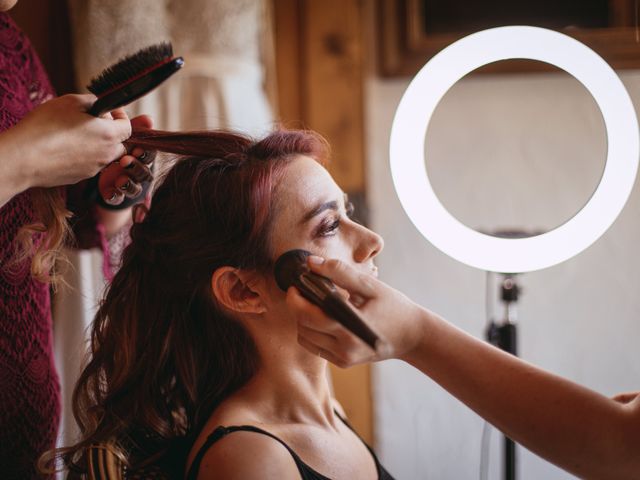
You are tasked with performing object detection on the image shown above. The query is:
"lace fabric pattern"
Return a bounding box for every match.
[0,12,60,480]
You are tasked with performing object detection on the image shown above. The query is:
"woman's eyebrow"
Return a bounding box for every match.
[301,200,339,224]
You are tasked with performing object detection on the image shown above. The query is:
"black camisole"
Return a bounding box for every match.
[185,411,395,480]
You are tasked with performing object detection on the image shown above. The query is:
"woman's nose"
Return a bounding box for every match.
[353,223,384,263]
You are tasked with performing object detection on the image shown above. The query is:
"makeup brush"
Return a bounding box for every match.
[274,249,383,352]
[86,42,184,117]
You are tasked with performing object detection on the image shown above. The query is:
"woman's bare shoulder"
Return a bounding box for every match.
[187,402,298,480]
[193,429,300,480]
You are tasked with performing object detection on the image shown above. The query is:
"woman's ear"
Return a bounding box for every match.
[211,267,267,315]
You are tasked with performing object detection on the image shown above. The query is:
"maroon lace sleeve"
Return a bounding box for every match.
[0,12,60,479]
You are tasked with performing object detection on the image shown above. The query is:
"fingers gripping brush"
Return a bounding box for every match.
[274,249,383,352]
[83,43,183,209]
[86,42,184,117]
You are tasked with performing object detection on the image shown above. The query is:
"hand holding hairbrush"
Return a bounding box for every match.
[274,249,383,352]
[84,42,182,208]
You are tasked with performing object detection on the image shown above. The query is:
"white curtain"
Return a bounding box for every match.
[55,0,275,449]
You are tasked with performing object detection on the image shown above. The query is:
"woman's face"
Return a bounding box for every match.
[225,154,382,333]
[209,154,382,330]
[269,155,383,277]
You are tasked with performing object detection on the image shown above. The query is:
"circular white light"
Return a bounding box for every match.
[390,26,639,273]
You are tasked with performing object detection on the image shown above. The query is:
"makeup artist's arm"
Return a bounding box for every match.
[0,94,131,208]
[287,257,640,480]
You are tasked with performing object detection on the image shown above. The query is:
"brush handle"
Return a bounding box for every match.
[88,96,120,117]
[295,275,381,351]
[322,293,380,351]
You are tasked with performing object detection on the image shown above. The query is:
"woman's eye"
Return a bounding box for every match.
[316,217,341,237]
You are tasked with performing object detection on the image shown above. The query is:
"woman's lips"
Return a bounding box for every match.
[370,264,379,278]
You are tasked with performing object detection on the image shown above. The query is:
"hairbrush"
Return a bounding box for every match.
[87,42,184,117]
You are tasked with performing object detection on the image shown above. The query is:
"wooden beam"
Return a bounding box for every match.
[273,0,304,123]
[272,0,373,445]
[301,0,365,193]
[11,0,75,94]
[273,0,366,193]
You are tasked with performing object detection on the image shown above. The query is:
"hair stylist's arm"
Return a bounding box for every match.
[287,257,640,480]
[0,94,131,208]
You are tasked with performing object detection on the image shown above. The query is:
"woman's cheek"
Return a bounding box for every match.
[322,238,352,263]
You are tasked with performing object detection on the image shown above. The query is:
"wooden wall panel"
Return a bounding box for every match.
[272,0,373,445]
[329,364,374,445]
[301,0,365,193]
[11,0,75,94]
[274,0,366,193]
[272,0,304,122]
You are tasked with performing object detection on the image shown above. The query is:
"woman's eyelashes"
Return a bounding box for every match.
[315,215,341,237]
[314,202,356,238]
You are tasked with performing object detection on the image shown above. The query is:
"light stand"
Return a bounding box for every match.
[486,273,521,480]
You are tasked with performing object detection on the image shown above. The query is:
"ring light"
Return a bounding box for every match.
[390,26,639,273]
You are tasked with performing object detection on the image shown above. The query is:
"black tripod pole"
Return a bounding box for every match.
[486,274,520,480]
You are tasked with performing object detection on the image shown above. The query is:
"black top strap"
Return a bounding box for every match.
[184,410,394,480]
[185,423,331,480]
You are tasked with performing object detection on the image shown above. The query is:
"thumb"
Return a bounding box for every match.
[109,107,132,141]
[307,257,378,300]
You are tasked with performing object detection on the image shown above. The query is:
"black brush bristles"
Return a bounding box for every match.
[86,42,183,116]
[274,249,312,292]
[87,42,174,97]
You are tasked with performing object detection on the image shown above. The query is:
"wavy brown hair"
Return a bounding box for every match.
[48,128,329,477]
[11,187,72,286]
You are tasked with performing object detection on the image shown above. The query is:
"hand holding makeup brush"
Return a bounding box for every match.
[287,256,640,480]
[286,255,426,366]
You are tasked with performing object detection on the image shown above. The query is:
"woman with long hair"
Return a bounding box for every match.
[53,128,395,479]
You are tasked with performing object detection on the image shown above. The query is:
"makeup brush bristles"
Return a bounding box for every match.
[87,42,174,96]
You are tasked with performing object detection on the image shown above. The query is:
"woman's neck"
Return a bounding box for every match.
[230,332,338,428]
